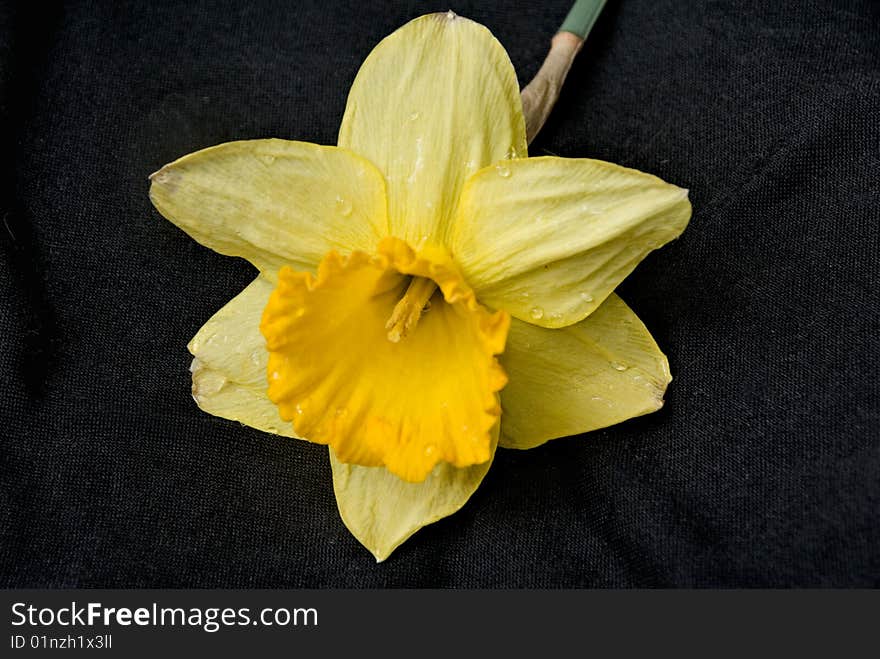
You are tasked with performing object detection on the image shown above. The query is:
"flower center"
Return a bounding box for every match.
[385,276,438,342]
[259,236,511,482]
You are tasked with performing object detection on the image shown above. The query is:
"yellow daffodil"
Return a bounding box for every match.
[149,12,690,560]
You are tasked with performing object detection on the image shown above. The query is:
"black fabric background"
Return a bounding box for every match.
[1,0,878,587]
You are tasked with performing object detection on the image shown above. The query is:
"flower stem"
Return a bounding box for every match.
[559,0,607,40]
[520,0,607,144]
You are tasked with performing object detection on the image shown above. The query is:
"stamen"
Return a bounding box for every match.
[385,276,438,343]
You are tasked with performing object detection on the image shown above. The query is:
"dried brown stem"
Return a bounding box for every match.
[520,31,584,144]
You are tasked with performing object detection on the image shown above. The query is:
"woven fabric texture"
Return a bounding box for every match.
[1,0,878,587]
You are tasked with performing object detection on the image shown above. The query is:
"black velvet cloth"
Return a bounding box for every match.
[1,0,878,587]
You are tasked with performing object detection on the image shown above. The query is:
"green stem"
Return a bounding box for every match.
[559,0,607,40]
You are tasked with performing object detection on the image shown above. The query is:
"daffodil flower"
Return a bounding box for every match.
[149,12,690,560]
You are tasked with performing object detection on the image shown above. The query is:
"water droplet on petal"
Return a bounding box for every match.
[529,306,544,320]
[270,371,280,381]
[408,111,420,122]
[294,404,304,416]
[424,444,437,457]
[495,163,511,178]
[580,292,594,303]
[259,154,276,165]
[610,362,628,372]
[334,195,352,216]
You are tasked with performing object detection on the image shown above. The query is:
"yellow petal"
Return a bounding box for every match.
[450,157,691,328]
[499,293,671,449]
[149,139,388,278]
[188,276,298,438]
[330,423,498,561]
[338,12,527,246]
[260,238,509,482]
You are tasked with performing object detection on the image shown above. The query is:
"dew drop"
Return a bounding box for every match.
[408,111,420,122]
[334,195,352,216]
[424,444,437,457]
[294,404,304,416]
[270,371,280,381]
[529,306,544,320]
[495,163,511,178]
[610,362,628,372]
[335,407,348,417]
[580,292,594,303]
[259,154,276,165]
